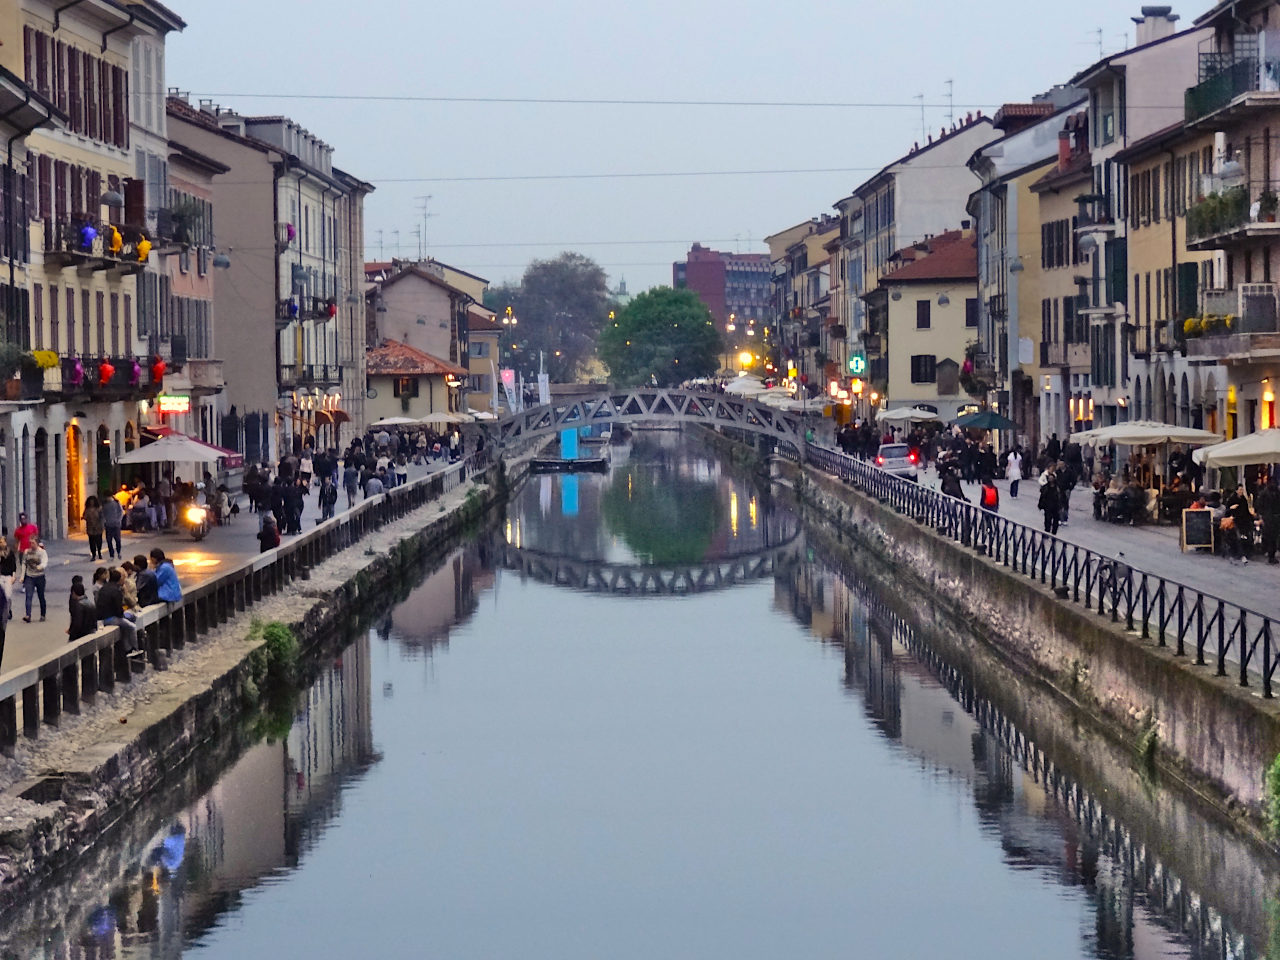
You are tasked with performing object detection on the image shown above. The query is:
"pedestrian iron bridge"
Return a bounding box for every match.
[494,389,808,449]
[495,537,803,596]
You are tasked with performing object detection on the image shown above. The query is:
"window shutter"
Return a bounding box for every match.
[70,164,83,216]
[67,50,80,133]
[23,27,34,86]
[83,51,96,140]
[66,288,75,355]
[123,293,132,354]
[112,66,126,147]
[98,60,110,145]
[37,155,51,220]
[53,160,66,221]
[124,177,145,227]
[34,31,48,98]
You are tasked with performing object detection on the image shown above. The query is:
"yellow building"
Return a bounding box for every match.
[0,1,183,536]
[1030,114,1096,442]
[366,339,467,426]
[466,304,500,414]
[1115,123,1222,435]
[876,230,978,421]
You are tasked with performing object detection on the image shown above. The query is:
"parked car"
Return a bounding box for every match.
[876,442,919,481]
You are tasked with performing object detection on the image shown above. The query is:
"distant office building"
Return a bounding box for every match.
[673,244,771,327]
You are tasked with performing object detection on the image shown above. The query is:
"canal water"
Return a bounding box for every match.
[2,434,1276,959]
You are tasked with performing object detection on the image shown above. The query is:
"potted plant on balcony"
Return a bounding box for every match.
[1182,316,1203,339]
[0,344,42,400]
[1261,191,1279,222]
[164,198,205,247]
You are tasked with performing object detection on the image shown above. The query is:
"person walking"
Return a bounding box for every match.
[343,461,360,508]
[13,512,37,554]
[1056,460,1076,525]
[1226,484,1257,564]
[20,538,47,622]
[83,495,105,560]
[101,494,123,560]
[979,475,1000,544]
[1038,472,1062,535]
[318,476,338,521]
[0,537,15,619]
[1258,476,1280,564]
[1005,447,1023,499]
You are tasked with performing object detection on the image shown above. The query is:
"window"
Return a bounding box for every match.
[49,284,58,354]
[32,283,42,349]
[965,298,978,328]
[65,288,75,354]
[915,299,931,329]
[392,376,419,398]
[469,374,490,393]
[469,340,490,358]
[910,354,937,384]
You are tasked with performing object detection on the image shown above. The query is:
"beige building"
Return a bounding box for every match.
[368,264,475,371]
[765,217,838,384]
[874,230,978,422]
[166,97,371,461]
[365,339,466,424]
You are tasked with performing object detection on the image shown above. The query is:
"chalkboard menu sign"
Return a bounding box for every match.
[1181,508,1214,552]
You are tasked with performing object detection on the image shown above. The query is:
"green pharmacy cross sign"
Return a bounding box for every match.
[848,355,866,375]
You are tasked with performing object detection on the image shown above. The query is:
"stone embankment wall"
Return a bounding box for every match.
[770,452,1280,833]
[0,459,526,913]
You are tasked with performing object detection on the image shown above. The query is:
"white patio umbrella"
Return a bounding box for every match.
[420,410,474,426]
[468,409,499,421]
[1193,429,1280,467]
[115,433,224,465]
[370,416,419,428]
[723,376,768,396]
[876,406,937,424]
[1073,420,1222,447]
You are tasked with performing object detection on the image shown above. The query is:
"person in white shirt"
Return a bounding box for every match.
[1005,447,1023,499]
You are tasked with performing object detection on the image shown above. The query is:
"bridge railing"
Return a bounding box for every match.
[0,452,492,756]
[803,444,1277,697]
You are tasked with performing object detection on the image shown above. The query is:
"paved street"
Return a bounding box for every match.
[913,460,1280,619]
[0,459,452,677]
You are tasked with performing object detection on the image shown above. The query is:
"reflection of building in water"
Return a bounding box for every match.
[775,557,1253,960]
[31,636,377,959]
[390,543,495,658]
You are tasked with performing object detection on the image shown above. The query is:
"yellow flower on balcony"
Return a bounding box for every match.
[31,350,58,370]
[1183,317,1202,337]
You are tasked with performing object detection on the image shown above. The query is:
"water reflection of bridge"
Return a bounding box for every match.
[496,536,803,596]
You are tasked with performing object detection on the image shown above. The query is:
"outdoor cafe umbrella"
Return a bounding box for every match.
[876,406,937,424]
[114,433,223,465]
[954,410,1017,431]
[1192,429,1280,468]
[723,376,768,396]
[420,411,474,426]
[1071,420,1222,447]
[370,416,419,428]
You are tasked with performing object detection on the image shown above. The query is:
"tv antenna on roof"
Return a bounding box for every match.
[415,195,437,260]
[914,93,926,142]
[944,80,954,128]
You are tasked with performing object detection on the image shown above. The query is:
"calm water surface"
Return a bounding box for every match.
[3,435,1274,959]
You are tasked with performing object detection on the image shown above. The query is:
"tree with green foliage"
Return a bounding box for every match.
[482,252,612,382]
[598,287,723,387]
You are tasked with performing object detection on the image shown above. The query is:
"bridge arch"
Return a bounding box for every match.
[493,389,810,450]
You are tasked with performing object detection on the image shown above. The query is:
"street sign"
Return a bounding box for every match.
[848,355,867,375]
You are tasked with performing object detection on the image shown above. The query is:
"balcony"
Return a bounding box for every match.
[986,293,1007,320]
[1186,184,1280,249]
[1074,194,1114,234]
[1185,56,1280,128]
[42,218,147,274]
[1185,283,1280,361]
[1039,341,1091,369]
[278,363,344,389]
[162,358,225,395]
[43,355,157,400]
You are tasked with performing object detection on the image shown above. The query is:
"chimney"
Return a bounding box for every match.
[1058,130,1072,170]
[1132,6,1179,46]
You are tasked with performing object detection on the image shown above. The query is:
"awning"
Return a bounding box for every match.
[314,408,352,427]
[139,425,243,467]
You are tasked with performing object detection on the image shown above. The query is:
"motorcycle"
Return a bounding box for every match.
[182,503,211,541]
